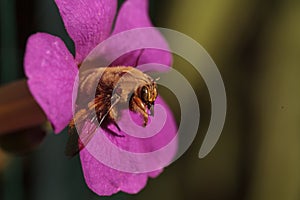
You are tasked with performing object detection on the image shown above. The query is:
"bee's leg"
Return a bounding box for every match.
[111,118,121,132]
[101,123,124,137]
[107,107,123,135]
[130,96,148,126]
[112,121,121,133]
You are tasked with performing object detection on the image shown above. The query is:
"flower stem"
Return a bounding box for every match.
[0,79,47,135]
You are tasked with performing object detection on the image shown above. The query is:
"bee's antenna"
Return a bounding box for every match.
[134,49,145,67]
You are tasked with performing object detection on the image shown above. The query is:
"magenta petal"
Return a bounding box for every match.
[111,0,172,67]
[55,0,117,63]
[24,33,78,133]
[79,96,177,195]
[80,148,151,196]
[113,0,151,33]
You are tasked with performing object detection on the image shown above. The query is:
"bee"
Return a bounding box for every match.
[65,66,158,156]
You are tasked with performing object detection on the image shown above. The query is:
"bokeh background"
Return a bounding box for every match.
[1,0,300,199]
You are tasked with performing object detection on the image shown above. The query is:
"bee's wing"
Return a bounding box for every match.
[65,94,121,157]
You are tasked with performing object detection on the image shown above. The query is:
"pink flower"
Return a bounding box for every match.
[24,0,177,196]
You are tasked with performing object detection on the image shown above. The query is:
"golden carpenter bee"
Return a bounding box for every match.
[66,66,158,156]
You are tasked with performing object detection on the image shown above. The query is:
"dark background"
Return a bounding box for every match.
[1,0,300,199]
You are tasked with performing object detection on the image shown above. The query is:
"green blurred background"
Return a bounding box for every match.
[1,0,300,199]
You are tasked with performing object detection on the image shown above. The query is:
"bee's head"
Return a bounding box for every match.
[138,82,157,116]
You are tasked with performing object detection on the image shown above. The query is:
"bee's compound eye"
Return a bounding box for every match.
[141,86,148,101]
